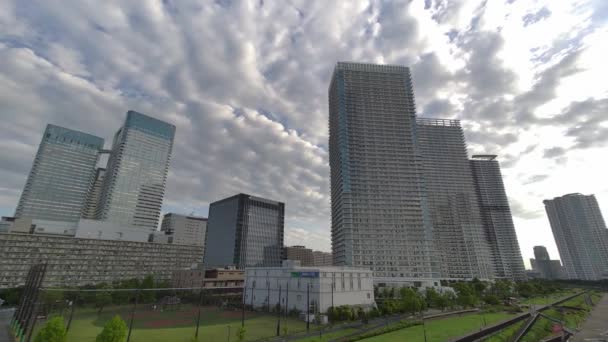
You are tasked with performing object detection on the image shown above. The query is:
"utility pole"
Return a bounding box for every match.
[306,282,310,332]
[126,289,140,342]
[285,282,289,317]
[276,285,282,336]
[267,280,271,313]
[195,287,204,338]
[241,282,245,327]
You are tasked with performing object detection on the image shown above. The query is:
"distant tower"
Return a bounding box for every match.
[533,246,550,261]
[470,155,526,280]
[97,111,175,231]
[544,193,608,280]
[15,124,103,222]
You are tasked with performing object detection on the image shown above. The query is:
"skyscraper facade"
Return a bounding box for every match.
[97,111,175,231]
[82,168,105,219]
[204,194,284,269]
[544,193,608,280]
[529,245,564,280]
[329,62,437,281]
[15,125,104,222]
[416,119,493,280]
[470,155,526,280]
[160,213,207,247]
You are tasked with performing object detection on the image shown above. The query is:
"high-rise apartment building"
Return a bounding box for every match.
[329,62,437,282]
[160,213,207,247]
[97,111,175,231]
[544,193,608,280]
[204,194,284,269]
[416,119,493,280]
[82,168,105,219]
[15,125,104,222]
[470,155,526,280]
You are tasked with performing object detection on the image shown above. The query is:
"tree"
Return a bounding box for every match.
[41,290,64,309]
[96,288,112,314]
[471,278,486,297]
[236,326,246,342]
[96,315,127,342]
[453,283,478,308]
[425,288,441,309]
[399,288,425,315]
[492,279,513,300]
[34,316,67,342]
[140,274,156,303]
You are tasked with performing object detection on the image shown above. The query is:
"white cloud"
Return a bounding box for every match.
[0,0,607,265]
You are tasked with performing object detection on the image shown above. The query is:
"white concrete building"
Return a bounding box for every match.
[244,261,374,314]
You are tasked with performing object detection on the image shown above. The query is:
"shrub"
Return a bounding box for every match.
[34,316,67,342]
[96,315,127,342]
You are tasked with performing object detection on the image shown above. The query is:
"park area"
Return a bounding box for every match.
[31,305,312,341]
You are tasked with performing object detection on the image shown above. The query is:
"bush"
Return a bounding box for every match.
[34,316,67,342]
[96,315,127,342]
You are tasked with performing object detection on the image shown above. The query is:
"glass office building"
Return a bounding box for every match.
[544,193,608,280]
[15,125,104,222]
[328,62,438,280]
[470,155,526,280]
[204,193,284,269]
[97,111,175,231]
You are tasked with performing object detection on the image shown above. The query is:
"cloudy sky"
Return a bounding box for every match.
[1,0,607,267]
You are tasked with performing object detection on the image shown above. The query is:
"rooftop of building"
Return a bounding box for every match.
[416,117,461,127]
[210,193,284,207]
[163,213,208,221]
[471,155,498,161]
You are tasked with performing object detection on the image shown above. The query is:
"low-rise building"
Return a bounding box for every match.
[244,261,374,314]
[0,232,203,288]
[172,267,244,289]
[161,213,207,247]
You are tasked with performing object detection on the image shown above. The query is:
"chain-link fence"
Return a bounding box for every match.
[25,286,316,342]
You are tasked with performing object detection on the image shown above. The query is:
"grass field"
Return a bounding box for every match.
[520,290,577,305]
[360,312,515,342]
[33,305,314,341]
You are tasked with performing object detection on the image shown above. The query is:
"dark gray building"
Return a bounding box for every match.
[534,245,551,261]
[470,155,526,280]
[204,194,284,269]
[529,245,564,280]
[328,62,437,283]
[15,125,104,223]
[544,193,608,280]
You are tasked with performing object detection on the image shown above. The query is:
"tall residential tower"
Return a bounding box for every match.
[470,155,525,280]
[329,62,437,282]
[544,193,608,280]
[416,119,493,280]
[15,125,104,222]
[97,111,175,231]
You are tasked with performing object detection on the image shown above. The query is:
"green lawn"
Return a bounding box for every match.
[33,305,314,341]
[360,312,515,342]
[520,290,577,305]
[296,328,360,342]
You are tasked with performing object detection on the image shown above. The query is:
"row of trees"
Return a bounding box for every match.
[374,278,565,316]
[35,315,126,342]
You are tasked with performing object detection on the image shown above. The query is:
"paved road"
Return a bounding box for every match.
[0,308,15,342]
[571,294,608,342]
